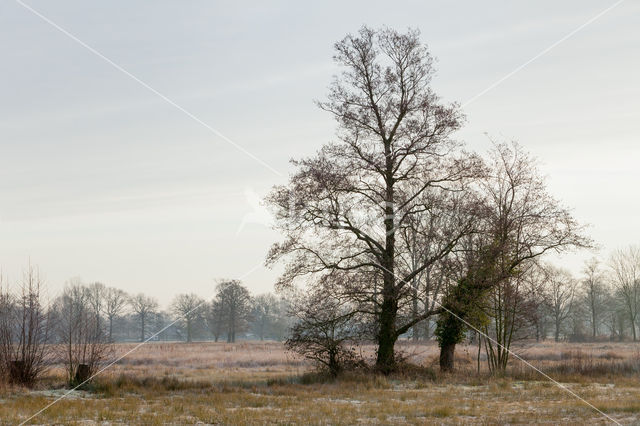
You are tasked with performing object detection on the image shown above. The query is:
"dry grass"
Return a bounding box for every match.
[1,340,639,424]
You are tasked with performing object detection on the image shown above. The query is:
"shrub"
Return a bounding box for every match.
[0,267,52,386]
[285,292,362,376]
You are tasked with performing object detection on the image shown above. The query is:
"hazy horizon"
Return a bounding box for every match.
[2,0,639,306]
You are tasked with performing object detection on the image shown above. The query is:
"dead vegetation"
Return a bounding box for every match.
[0,340,638,424]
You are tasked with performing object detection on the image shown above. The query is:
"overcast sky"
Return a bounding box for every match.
[1,0,638,306]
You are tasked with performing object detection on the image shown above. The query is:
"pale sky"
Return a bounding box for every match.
[1,1,638,306]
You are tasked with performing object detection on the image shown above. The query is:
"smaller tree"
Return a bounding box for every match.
[481,262,542,373]
[54,282,112,386]
[170,294,205,343]
[435,143,590,371]
[129,294,159,342]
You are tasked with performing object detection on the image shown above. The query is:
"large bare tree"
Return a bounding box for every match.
[267,26,480,373]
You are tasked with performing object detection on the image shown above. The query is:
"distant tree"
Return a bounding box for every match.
[129,294,158,342]
[87,282,106,336]
[607,302,629,341]
[581,258,607,339]
[251,293,279,341]
[207,299,225,342]
[0,266,52,386]
[529,269,552,342]
[609,246,640,341]
[104,287,128,342]
[151,310,178,341]
[544,265,577,342]
[273,296,294,341]
[214,280,252,343]
[170,293,205,343]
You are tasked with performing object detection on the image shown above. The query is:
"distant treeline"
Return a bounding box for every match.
[0,266,294,386]
[57,279,294,344]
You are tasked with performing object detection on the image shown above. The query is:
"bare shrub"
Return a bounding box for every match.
[0,266,52,386]
[286,292,362,376]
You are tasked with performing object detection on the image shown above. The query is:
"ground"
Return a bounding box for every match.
[2,341,639,424]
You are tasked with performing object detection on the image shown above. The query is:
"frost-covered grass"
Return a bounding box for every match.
[2,341,639,424]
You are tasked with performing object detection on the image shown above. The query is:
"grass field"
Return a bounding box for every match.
[2,341,640,424]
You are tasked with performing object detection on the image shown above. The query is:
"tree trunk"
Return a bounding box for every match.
[376,283,398,373]
[439,342,455,372]
[476,334,481,374]
[75,363,90,384]
[375,142,397,374]
[411,275,419,341]
[591,302,597,339]
[141,316,145,342]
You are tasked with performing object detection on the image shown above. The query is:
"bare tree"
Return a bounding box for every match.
[104,287,128,342]
[481,262,542,373]
[581,258,607,339]
[54,281,111,385]
[129,294,158,342]
[544,265,577,342]
[214,280,252,343]
[208,299,225,342]
[251,293,279,341]
[0,266,52,386]
[435,143,590,371]
[267,26,481,373]
[170,293,205,343]
[87,282,106,337]
[609,246,640,341]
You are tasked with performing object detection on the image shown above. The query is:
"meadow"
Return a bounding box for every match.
[2,341,640,424]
